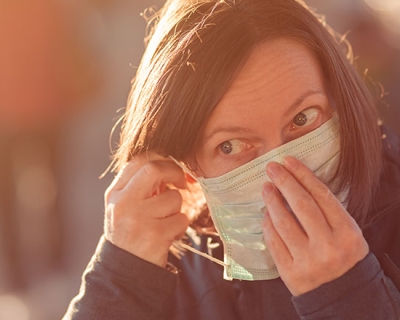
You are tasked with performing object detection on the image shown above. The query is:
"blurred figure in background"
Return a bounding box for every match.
[0,0,164,319]
[0,0,99,318]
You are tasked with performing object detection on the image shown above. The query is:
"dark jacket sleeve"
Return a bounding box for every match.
[292,252,400,319]
[62,236,178,320]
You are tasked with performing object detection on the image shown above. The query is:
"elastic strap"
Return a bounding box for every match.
[169,156,199,182]
[173,240,228,267]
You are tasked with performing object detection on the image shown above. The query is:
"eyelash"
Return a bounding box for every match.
[217,106,322,156]
[218,139,251,156]
[289,106,320,131]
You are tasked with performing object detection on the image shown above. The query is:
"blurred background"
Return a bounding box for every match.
[0,0,399,319]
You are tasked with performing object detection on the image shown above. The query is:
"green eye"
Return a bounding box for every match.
[293,108,319,127]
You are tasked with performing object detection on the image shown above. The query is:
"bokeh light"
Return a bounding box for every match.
[0,295,30,320]
[364,0,400,12]
[363,0,400,50]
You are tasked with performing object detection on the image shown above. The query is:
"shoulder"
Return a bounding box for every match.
[371,125,400,218]
[363,125,400,266]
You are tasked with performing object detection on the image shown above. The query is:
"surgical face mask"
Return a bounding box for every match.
[173,116,343,281]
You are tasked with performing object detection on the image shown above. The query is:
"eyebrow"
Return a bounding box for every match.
[202,126,254,144]
[285,89,326,116]
[202,89,326,144]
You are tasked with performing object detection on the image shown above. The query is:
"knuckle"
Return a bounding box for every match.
[274,216,292,231]
[142,161,161,177]
[295,167,308,182]
[264,233,277,248]
[311,182,331,200]
[293,197,311,212]
[275,171,289,185]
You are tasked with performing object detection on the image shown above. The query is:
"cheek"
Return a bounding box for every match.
[193,151,210,178]
[323,108,334,122]
[194,150,228,178]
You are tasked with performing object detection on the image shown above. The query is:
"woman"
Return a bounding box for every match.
[64,0,400,318]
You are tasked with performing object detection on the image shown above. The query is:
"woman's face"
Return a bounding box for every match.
[195,38,334,178]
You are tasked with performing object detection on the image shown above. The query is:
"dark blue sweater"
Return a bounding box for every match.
[63,129,400,319]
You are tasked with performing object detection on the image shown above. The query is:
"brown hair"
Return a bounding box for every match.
[113,0,382,226]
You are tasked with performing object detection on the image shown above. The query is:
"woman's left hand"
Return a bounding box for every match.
[262,156,369,296]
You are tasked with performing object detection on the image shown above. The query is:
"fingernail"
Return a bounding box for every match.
[266,162,281,177]
[263,182,274,195]
[283,156,299,171]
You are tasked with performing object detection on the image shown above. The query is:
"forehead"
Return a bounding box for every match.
[202,38,326,132]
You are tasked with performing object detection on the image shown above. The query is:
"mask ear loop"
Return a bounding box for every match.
[173,240,229,267]
[169,156,229,268]
[169,156,199,182]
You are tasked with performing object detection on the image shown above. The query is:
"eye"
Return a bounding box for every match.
[292,107,319,128]
[218,139,250,155]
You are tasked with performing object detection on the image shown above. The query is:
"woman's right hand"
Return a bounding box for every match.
[104,152,189,268]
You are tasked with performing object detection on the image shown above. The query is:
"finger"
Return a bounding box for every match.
[160,212,190,241]
[282,156,353,228]
[144,189,183,218]
[126,212,189,267]
[262,209,293,267]
[110,152,173,191]
[109,160,142,191]
[266,161,331,237]
[262,182,308,256]
[126,160,187,199]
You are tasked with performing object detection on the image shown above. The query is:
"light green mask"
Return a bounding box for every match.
[174,116,344,281]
